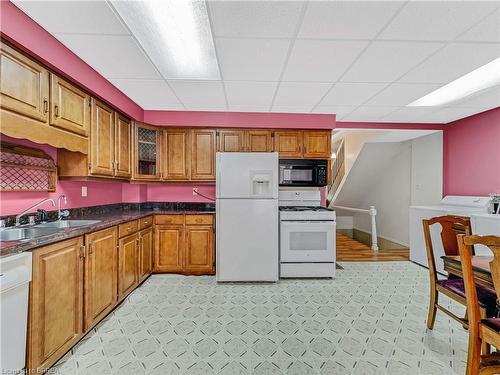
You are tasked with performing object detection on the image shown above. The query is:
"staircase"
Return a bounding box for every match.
[327,130,443,250]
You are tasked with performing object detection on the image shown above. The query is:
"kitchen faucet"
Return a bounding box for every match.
[57,195,70,220]
[15,198,56,226]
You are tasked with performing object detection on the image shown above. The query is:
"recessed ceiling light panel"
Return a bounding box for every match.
[408,57,500,106]
[111,0,220,80]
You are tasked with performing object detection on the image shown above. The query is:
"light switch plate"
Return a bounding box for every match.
[81,186,88,197]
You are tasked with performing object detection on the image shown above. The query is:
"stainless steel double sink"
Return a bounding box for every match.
[0,220,101,241]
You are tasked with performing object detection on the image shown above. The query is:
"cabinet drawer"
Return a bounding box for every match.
[139,216,153,229]
[185,214,213,225]
[118,220,138,237]
[155,215,184,225]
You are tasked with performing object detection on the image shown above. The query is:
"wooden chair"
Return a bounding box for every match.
[423,216,496,329]
[458,235,500,375]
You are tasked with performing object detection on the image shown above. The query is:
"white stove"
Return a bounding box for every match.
[279,191,336,278]
[279,206,336,221]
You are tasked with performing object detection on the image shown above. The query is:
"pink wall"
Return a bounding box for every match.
[147,184,215,203]
[443,107,500,196]
[122,185,148,203]
[337,121,444,130]
[145,110,336,129]
[0,181,125,217]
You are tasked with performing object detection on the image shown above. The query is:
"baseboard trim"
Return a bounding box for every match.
[337,228,353,237]
[351,228,409,250]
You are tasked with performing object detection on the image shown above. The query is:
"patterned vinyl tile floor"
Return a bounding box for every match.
[53,262,468,375]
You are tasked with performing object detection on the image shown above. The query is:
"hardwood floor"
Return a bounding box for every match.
[337,233,409,262]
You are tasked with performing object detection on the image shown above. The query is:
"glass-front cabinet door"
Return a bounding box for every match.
[134,123,161,180]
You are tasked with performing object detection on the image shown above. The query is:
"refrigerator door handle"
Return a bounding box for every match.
[217,171,222,197]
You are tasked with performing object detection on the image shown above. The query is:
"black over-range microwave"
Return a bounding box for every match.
[279,159,328,187]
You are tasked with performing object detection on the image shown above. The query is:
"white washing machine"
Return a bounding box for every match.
[409,196,491,274]
[471,214,500,255]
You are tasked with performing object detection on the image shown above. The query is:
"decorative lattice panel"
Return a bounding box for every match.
[138,127,157,162]
[0,142,56,191]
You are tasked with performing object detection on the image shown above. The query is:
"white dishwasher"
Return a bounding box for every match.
[0,252,32,373]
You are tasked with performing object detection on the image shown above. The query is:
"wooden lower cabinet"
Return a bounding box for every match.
[138,227,153,281]
[26,219,158,371]
[185,225,214,274]
[26,214,214,371]
[154,224,184,273]
[118,233,138,300]
[84,227,118,331]
[27,237,84,372]
[154,214,214,274]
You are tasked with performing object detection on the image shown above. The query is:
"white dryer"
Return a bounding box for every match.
[409,196,491,274]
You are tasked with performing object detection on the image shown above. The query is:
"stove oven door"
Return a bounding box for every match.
[280,220,336,263]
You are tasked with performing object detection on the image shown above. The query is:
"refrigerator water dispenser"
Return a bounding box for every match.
[251,171,272,196]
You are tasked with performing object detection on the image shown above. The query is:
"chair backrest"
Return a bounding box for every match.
[458,235,500,337]
[423,215,472,280]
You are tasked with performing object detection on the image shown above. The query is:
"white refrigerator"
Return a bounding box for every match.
[216,152,279,282]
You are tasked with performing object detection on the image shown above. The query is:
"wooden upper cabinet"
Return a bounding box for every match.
[191,129,216,180]
[84,227,118,331]
[114,113,132,178]
[89,99,115,176]
[49,74,90,137]
[134,123,161,180]
[118,233,138,300]
[184,225,214,274]
[163,129,190,180]
[303,130,331,158]
[27,237,84,372]
[274,130,303,158]
[154,224,184,273]
[246,130,273,152]
[0,43,49,123]
[217,129,246,152]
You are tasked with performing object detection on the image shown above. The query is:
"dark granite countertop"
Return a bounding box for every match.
[0,203,215,258]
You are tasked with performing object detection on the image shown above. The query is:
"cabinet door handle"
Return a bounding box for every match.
[79,244,86,259]
[88,243,93,255]
[54,105,59,117]
[43,98,48,113]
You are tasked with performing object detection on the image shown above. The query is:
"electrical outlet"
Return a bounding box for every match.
[81,186,88,197]
[192,187,198,196]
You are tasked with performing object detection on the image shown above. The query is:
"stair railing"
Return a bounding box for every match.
[332,205,379,251]
[327,139,345,204]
